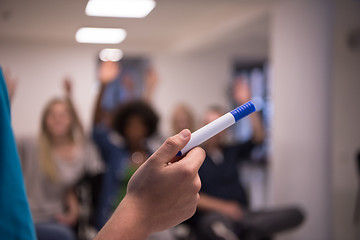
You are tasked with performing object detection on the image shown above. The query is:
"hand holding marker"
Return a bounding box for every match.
[177,101,256,156]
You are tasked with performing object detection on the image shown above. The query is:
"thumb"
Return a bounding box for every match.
[149,129,191,165]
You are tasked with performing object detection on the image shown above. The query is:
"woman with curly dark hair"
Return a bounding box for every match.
[112,100,159,156]
[111,101,159,205]
[92,99,160,230]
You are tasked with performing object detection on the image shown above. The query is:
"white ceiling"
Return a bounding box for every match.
[0,0,275,55]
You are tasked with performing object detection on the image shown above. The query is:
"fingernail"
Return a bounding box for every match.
[179,129,190,139]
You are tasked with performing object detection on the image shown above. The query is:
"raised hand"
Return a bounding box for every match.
[63,76,72,97]
[98,61,120,84]
[3,68,17,101]
[233,76,251,105]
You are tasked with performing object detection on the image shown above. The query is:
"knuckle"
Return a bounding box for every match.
[164,137,178,149]
[181,165,195,178]
[194,176,202,192]
[176,166,193,180]
[191,147,206,160]
[196,147,206,159]
[191,195,200,214]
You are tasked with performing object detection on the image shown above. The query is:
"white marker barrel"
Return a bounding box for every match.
[180,113,235,155]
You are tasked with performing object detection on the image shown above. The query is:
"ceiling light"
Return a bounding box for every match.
[75,27,127,44]
[99,48,123,61]
[85,0,156,18]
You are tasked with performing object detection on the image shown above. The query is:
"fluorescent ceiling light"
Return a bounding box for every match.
[86,0,156,18]
[76,27,127,44]
[99,48,123,62]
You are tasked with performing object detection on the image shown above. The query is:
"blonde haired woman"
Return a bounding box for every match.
[17,79,103,240]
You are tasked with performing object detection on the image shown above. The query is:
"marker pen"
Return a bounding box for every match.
[177,101,256,156]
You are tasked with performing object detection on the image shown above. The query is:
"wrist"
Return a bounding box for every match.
[120,195,153,236]
[95,195,151,240]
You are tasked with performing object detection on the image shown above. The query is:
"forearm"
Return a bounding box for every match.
[65,96,85,139]
[249,112,265,144]
[95,196,151,240]
[142,68,157,103]
[3,69,17,104]
[93,83,107,126]
[198,193,244,220]
[67,190,79,221]
[198,193,228,212]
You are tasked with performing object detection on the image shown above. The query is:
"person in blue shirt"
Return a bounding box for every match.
[0,67,37,240]
[92,61,161,230]
[92,99,160,229]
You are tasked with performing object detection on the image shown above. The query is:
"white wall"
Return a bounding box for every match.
[152,53,230,136]
[269,0,332,239]
[270,0,360,239]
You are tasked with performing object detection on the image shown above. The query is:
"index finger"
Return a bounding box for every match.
[148,129,191,165]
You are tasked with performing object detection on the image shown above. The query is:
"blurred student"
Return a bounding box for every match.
[0,68,206,240]
[92,61,160,227]
[95,60,158,116]
[15,78,104,240]
[171,103,196,134]
[97,100,180,240]
[191,105,303,240]
[93,100,159,228]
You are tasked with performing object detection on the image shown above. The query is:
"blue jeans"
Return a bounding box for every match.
[35,221,76,240]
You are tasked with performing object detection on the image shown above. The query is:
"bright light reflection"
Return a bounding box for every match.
[86,0,156,18]
[75,27,127,44]
[99,48,123,61]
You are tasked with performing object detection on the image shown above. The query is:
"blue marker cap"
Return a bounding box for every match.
[230,101,256,122]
